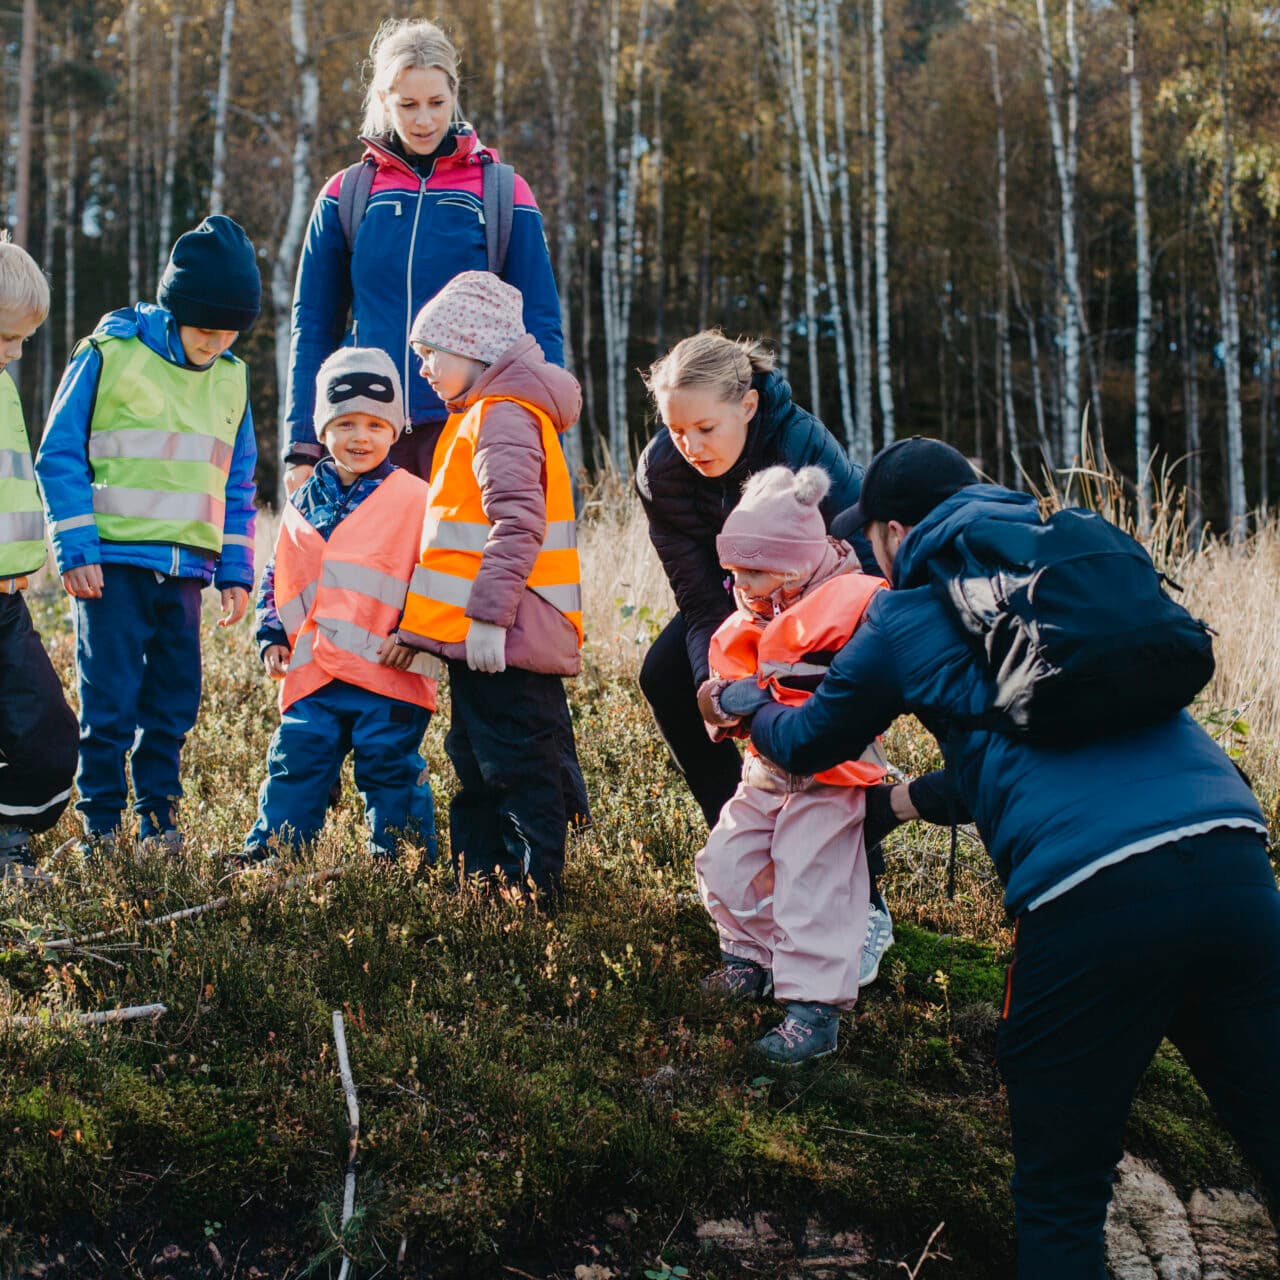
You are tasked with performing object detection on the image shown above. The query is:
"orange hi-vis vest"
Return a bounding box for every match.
[273,469,438,713]
[399,396,583,647]
[709,571,889,787]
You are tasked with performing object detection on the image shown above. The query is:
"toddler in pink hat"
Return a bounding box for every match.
[695,465,890,1066]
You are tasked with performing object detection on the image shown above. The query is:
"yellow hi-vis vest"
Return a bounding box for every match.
[401,396,583,646]
[0,370,45,580]
[69,333,248,554]
[273,468,439,713]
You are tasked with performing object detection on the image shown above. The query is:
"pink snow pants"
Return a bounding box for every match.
[695,768,869,1009]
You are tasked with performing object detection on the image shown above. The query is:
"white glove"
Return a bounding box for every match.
[465,620,508,673]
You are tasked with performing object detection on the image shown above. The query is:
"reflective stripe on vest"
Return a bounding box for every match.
[85,334,247,553]
[0,371,46,578]
[400,396,583,646]
[273,469,437,712]
[709,570,889,788]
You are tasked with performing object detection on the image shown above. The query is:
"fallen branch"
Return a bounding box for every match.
[333,1009,360,1280]
[10,1002,167,1028]
[898,1221,949,1277]
[38,867,342,952]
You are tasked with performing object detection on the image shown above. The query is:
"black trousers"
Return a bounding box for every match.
[445,661,588,895]
[638,613,743,829]
[998,827,1280,1278]
[0,591,78,834]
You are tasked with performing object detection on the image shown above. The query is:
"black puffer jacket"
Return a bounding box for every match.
[635,369,873,683]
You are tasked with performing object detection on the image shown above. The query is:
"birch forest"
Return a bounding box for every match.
[3,0,1278,535]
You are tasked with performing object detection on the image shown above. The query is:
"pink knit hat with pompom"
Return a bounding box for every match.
[410,270,526,366]
[716,466,832,578]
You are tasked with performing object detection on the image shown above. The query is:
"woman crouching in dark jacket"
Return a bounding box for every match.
[634,330,877,827]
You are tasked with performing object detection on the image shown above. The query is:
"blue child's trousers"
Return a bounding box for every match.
[73,563,203,840]
[244,677,435,860]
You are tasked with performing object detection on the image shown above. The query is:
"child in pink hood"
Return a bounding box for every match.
[398,271,588,900]
[696,466,889,1065]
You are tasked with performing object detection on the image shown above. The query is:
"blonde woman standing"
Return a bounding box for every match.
[283,18,564,488]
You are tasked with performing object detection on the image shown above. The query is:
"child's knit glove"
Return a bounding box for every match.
[465,619,508,673]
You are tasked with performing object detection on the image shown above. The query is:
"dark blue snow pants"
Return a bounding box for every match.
[998,826,1280,1278]
[73,564,203,840]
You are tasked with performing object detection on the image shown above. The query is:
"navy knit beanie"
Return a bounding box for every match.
[157,215,261,332]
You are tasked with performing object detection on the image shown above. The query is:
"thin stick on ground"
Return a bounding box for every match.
[9,1002,167,1028]
[898,1221,949,1277]
[38,867,343,951]
[332,1009,360,1280]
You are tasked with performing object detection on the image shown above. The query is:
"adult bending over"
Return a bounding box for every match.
[749,436,1280,1277]
[635,332,902,985]
[282,18,563,490]
[634,330,875,827]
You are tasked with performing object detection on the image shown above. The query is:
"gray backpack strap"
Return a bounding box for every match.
[337,159,377,255]
[481,158,516,275]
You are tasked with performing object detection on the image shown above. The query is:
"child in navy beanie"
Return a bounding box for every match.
[34,215,261,855]
[157,214,261,334]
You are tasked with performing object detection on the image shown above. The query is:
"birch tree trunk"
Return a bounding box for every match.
[653,68,665,354]
[1179,163,1202,543]
[14,0,36,247]
[831,0,871,461]
[1214,2,1246,543]
[532,0,585,474]
[858,4,874,449]
[1254,247,1273,518]
[1127,1,1152,529]
[38,94,56,422]
[775,0,854,445]
[126,0,141,300]
[615,0,651,459]
[272,0,319,491]
[156,3,185,281]
[1033,0,1083,467]
[64,21,78,361]
[800,123,820,415]
[989,38,1022,488]
[779,133,794,377]
[597,0,622,468]
[210,0,236,215]
[488,0,506,145]
[1012,261,1054,474]
[872,0,895,441]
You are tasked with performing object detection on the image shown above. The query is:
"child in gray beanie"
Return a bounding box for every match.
[236,348,440,868]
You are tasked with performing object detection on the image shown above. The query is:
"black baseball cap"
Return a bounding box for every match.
[840,436,979,533]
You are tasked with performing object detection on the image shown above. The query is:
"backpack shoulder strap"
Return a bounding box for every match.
[337,159,377,255]
[481,158,516,275]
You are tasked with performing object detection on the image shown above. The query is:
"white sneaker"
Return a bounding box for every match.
[859,902,895,988]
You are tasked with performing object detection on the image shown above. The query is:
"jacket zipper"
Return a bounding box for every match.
[401,169,432,432]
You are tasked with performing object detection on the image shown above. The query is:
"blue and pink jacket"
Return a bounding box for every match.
[283,126,564,465]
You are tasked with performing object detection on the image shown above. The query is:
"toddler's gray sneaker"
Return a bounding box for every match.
[859,901,895,988]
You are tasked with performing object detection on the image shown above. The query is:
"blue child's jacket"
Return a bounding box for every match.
[35,302,257,590]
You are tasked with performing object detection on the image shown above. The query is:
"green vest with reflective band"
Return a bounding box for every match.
[0,370,46,578]
[81,333,247,554]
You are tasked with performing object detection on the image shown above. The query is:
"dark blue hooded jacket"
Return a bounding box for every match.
[751,485,1266,915]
